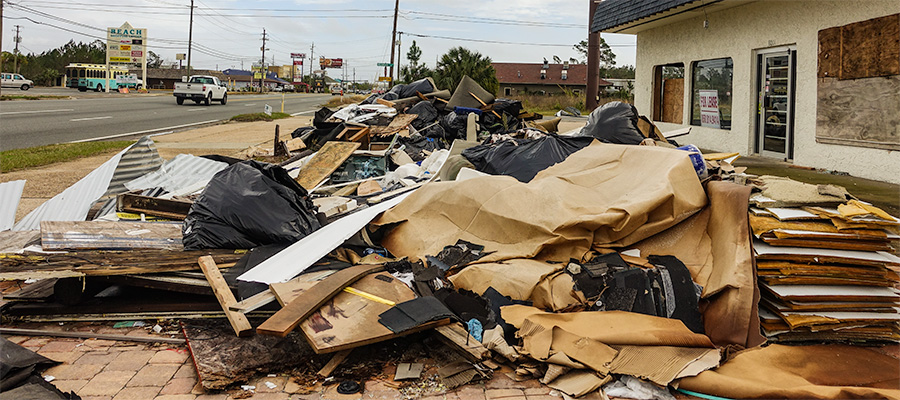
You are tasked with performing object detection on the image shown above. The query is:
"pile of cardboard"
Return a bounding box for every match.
[750,178,900,342]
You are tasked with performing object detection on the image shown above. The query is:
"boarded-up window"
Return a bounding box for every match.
[817,14,900,150]
[652,64,684,124]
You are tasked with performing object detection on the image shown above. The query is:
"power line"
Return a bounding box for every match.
[402,11,586,29]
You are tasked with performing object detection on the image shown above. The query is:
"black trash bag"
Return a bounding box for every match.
[420,123,447,140]
[388,78,435,99]
[360,93,379,105]
[492,99,523,118]
[381,91,400,101]
[290,126,315,139]
[303,123,349,151]
[441,112,469,140]
[313,107,337,129]
[182,161,321,250]
[577,101,646,144]
[461,134,594,182]
[408,101,439,130]
[398,135,444,162]
[480,111,521,135]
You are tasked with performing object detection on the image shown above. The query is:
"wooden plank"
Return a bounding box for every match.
[41,221,183,251]
[369,114,417,136]
[229,289,277,313]
[317,349,352,377]
[815,75,900,150]
[117,192,193,220]
[817,26,842,78]
[0,249,243,281]
[434,323,490,362]
[256,264,384,337]
[840,14,899,80]
[660,78,683,124]
[0,327,185,344]
[2,278,57,300]
[294,141,360,190]
[198,256,253,337]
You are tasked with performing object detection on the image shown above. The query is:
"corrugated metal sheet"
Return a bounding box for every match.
[125,154,228,193]
[0,180,26,231]
[103,136,163,197]
[13,137,162,231]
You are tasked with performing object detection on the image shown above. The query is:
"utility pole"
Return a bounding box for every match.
[309,42,314,91]
[353,68,356,91]
[586,0,600,110]
[13,24,21,74]
[1,0,4,96]
[260,28,268,93]
[187,0,194,77]
[389,0,399,84]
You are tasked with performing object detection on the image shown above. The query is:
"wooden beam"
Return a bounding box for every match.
[117,192,193,220]
[316,349,352,377]
[198,256,253,337]
[0,327,185,344]
[228,289,277,313]
[256,264,384,337]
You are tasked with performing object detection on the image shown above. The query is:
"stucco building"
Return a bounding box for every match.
[592,0,899,183]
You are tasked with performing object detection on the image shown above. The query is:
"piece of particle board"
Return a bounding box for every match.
[294,141,360,190]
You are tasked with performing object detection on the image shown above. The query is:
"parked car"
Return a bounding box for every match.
[173,75,228,105]
[1,72,33,90]
[330,86,343,96]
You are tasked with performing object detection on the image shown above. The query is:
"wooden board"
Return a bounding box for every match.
[294,141,360,190]
[815,75,900,150]
[117,192,193,220]
[369,114,418,136]
[660,78,683,124]
[840,14,899,80]
[0,249,243,281]
[256,264,384,337]
[198,256,252,337]
[272,271,448,354]
[817,26,842,78]
[41,221,183,251]
[434,323,490,362]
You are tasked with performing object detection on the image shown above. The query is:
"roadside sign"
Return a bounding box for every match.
[264,104,272,116]
[319,57,343,69]
[253,72,263,79]
[376,63,393,67]
[378,77,392,82]
[107,22,146,66]
[291,53,306,59]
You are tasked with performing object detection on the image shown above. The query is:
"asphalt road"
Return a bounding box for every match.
[0,88,333,150]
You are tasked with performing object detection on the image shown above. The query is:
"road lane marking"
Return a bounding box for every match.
[70,116,113,122]
[244,103,257,106]
[187,109,206,112]
[67,119,221,143]
[0,109,75,116]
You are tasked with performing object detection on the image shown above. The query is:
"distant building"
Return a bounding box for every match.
[222,69,289,90]
[492,62,612,96]
[129,68,225,90]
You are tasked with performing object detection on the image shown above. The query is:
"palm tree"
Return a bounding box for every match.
[433,47,499,94]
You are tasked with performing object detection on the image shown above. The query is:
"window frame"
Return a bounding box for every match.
[689,57,734,130]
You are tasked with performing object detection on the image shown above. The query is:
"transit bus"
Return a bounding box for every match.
[65,63,142,92]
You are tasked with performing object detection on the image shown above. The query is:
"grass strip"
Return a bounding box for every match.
[229,112,291,122]
[1,95,70,101]
[1,141,134,172]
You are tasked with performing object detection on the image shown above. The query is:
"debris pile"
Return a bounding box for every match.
[1,75,898,400]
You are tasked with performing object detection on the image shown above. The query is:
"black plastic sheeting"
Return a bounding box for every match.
[408,101,439,130]
[387,78,435,100]
[397,136,445,162]
[440,113,469,141]
[182,161,321,250]
[0,337,77,399]
[461,134,595,182]
[577,101,646,145]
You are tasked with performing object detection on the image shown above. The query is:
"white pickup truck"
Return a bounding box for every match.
[173,75,228,105]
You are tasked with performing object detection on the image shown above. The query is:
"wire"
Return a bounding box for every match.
[402,10,586,29]
[400,32,631,48]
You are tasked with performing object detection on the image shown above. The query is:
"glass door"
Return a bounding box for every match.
[757,50,794,159]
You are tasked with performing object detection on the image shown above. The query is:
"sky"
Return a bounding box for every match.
[3,0,637,83]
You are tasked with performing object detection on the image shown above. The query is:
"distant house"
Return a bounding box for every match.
[492,62,612,96]
[130,68,225,89]
[222,69,290,90]
[592,0,899,184]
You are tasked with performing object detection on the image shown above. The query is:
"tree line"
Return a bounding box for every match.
[1,40,162,86]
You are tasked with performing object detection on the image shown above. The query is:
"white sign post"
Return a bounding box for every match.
[698,89,720,129]
[107,22,148,92]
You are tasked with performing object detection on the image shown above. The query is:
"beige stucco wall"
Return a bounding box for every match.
[634,0,900,183]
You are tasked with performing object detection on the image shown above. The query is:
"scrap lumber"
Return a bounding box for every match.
[40,221,183,251]
[369,114,417,136]
[294,141,360,190]
[256,264,384,337]
[117,192,193,220]
[198,256,253,337]
[317,349,352,377]
[468,91,502,119]
[0,327,185,344]
[228,289,277,313]
[434,323,490,362]
[0,249,243,281]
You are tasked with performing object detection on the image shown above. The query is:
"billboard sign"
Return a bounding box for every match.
[291,53,306,59]
[319,57,343,69]
[293,60,303,66]
[107,22,147,66]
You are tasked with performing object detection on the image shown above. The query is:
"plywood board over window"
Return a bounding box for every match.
[816,13,900,150]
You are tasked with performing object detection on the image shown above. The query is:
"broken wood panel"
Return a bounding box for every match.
[41,221,184,251]
[294,141,360,190]
[434,323,490,362]
[817,26,842,78]
[229,289,277,313]
[198,256,253,337]
[660,78,684,124]
[316,349,352,377]
[369,114,418,136]
[0,249,243,281]
[1,278,57,301]
[0,230,40,253]
[840,14,900,80]
[815,75,900,150]
[256,264,384,337]
[117,192,193,220]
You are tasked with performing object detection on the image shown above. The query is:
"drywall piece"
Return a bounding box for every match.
[0,180,26,231]
[764,284,900,301]
[198,256,253,337]
[764,207,821,221]
[237,192,414,284]
[754,240,900,264]
[395,363,425,380]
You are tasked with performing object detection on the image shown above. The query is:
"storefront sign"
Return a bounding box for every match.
[699,89,720,129]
